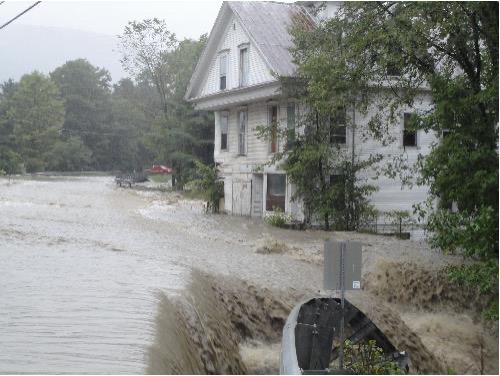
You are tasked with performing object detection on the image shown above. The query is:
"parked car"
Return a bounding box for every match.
[144,165,173,174]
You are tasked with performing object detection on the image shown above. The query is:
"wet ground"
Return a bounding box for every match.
[0,175,497,374]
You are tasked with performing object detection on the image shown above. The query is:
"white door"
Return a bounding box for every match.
[232,180,251,216]
[251,175,263,217]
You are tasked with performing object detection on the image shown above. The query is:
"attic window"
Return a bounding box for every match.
[219,54,227,90]
[239,47,249,87]
[233,23,236,30]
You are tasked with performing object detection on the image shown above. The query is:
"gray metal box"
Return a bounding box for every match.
[323,240,362,291]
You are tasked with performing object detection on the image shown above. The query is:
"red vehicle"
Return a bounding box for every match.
[145,165,173,174]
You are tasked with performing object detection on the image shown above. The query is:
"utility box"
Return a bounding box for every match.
[324,240,362,291]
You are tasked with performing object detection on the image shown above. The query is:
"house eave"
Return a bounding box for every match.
[188,81,283,110]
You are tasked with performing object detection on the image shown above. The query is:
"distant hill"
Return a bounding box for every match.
[0,24,128,83]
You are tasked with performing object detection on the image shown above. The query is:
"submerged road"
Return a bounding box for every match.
[0,176,320,374]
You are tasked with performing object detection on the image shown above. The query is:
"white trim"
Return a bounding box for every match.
[192,81,281,111]
[185,2,282,101]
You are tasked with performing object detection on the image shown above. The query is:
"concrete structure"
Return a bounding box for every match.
[185,1,438,235]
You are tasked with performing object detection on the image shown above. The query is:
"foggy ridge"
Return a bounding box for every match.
[0,24,128,82]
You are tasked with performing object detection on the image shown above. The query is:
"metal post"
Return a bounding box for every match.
[339,241,346,369]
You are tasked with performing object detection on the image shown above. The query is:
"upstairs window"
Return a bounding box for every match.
[330,107,346,144]
[269,105,278,153]
[220,111,228,150]
[386,44,402,76]
[286,103,296,148]
[386,62,402,76]
[330,173,346,211]
[219,54,227,90]
[403,113,417,148]
[239,47,249,87]
[238,109,247,155]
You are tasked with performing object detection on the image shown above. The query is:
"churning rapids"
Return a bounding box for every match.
[0,176,498,374]
[0,176,318,374]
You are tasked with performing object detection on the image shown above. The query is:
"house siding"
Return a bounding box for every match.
[200,15,275,97]
[355,93,436,212]
[214,95,436,238]
[214,101,298,167]
[188,2,439,240]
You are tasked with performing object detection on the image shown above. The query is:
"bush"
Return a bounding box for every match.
[0,149,23,175]
[344,339,401,375]
[190,161,224,213]
[264,206,291,228]
[385,210,415,237]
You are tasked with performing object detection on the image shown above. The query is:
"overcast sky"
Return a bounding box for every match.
[1,0,223,39]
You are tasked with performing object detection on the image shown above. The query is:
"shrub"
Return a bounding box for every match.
[344,339,401,375]
[190,161,224,213]
[264,206,291,228]
[385,210,415,237]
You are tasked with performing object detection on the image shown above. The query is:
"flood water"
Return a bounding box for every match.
[0,176,320,374]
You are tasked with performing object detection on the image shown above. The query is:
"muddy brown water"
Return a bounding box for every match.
[0,176,497,374]
[0,176,318,374]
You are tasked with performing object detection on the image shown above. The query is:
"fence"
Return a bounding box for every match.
[358,215,427,240]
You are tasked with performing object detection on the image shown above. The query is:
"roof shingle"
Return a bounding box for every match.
[228,1,315,77]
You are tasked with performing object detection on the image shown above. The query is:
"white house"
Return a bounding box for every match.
[185,1,438,235]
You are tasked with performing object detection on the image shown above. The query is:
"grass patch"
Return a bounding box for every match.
[181,189,206,201]
[149,174,171,183]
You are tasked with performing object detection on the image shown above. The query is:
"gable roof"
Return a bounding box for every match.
[229,1,315,77]
[185,1,316,101]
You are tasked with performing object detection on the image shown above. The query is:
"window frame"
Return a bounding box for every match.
[238,44,250,87]
[266,173,286,212]
[402,112,417,148]
[220,111,229,151]
[268,105,278,154]
[219,53,228,91]
[237,108,247,156]
[286,102,296,149]
[330,106,347,145]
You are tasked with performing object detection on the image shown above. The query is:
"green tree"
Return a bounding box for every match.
[291,2,498,315]
[51,59,113,170]
[47,137,92,172]
[118,18,178,114]
[0,149,23,177]
[259,108,379,230]
[6,72,64,172]
[109,78,154,172]
[0,79,22,175]
[119,24,213,188]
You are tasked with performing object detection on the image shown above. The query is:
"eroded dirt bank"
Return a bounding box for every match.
[147,270,449,374]
[142,188,498,375]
